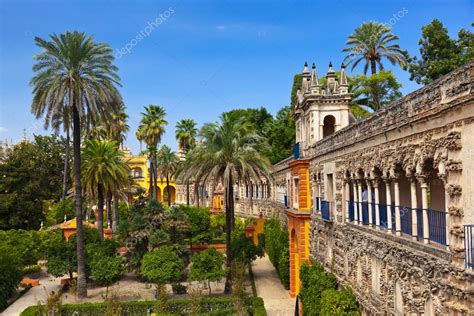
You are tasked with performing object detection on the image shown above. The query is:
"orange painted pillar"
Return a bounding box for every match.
[287,159,311,297]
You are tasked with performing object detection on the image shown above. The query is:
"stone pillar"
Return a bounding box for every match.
[357,180,363,225]
[385,178,393,232]
[345,181,350,222]
[420,178,429,244]
[410,177,418,240]
[374,180,380,229]
[444,181,450,248]
[353,180,359,223]
[367,179,373,226]
[394,178,401,236]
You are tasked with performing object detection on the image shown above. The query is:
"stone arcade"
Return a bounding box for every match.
[235,61,474,314]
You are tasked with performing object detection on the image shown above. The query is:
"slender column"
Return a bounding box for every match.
[443,178,450,248]
[353,181,359,223]
[357,180,363,225]
[384,178,392,232]
[394,178,401,236]
[367,179,373,226]
[374,180,380,229]
[420,178,429,244]
[345,181,350,222]
[410,177,418,240]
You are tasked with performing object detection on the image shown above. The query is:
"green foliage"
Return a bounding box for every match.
[49,199,75,225]
[0,135,70,229]
[267,106,296,163]
[264,218,290,289]
[171,283,187,294]
[291,73,303,109]
[0,251,23,310]
[42,230,77,278]
[407,20,474,84]
[90,257,124,288]
[189,248,226,295]
[231,230,263,265]
[21,297,267,315]
[350,70,402,112]
[320,287,359,315]
[0,230,43,267]
[299,262,339,316]
[141,246,184,285]
[180,205,213,245]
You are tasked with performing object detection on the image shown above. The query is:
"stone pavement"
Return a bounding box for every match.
[2,272,62,316]
[252,254,295,316]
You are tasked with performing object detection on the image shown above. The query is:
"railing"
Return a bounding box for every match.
[321,200,332,222]
[465,225,474,269]
[348,201,354,221]
[379,204,387,228]
[361,202,369,225]
[427,208,447,246]
[400,206,412,236]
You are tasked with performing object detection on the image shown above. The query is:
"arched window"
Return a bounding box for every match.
[323,115,336,138]
[132,167,143,178]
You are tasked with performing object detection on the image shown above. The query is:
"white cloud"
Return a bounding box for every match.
[0,127,7,133]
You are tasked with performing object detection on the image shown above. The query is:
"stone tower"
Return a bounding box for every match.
[294,62,352,150]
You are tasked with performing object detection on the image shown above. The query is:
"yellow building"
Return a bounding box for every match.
[124,148,176,204]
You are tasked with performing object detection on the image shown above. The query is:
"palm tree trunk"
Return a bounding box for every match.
[224,174,234,294]
[371,60,377,75]
[166,174,171,207]
[186,181,190,206]
[72,106,87,298]
[112,190,119,233]
[195,183,200,207]
[97,183,104,240]
[153,151,158,200]
[149,154,154,201]
[106,190,112,226]
[62,127,70,200]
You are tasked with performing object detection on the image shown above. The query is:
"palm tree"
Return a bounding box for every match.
[157,145,179,207]
[343,22,407,74]
[81,139,129,239]
[31,31,122,298]
[175,119,198,205]
[137,105,168,201]
[177,114,272,293]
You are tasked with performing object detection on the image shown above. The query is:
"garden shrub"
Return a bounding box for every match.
[0,251,23,310]
[89,256,124,297]
[299,262,338,316]
[264,218,289,289]
[231,230,263,265]
[21,297,267,315]
[50,199,75,225]
[189,248,226,296]
[320,287,359,315]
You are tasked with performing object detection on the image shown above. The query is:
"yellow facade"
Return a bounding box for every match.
[125,151,176,203]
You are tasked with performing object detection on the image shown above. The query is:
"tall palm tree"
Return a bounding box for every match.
[136,105,168,201]
[157,145,179,207]
[81,139,129,239]
[175,119,197,205]
[343,22,407,74]
[31,31,122,298]
[177,114,272,293]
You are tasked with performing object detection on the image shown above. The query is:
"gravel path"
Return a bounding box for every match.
[252,254,295,316]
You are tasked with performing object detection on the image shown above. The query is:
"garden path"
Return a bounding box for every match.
[252,254,295,316]
[2,271,62,316]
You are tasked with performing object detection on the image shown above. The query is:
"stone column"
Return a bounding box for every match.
[420,178,429,244]
[353,180,359,223]
[410,177,418,241]
[394,177,401,236]
[345,181,350,222]
[384,178,393,232]
[444,181,450,248]
[374,180,380,229]
[367,179,373,226]
[357,180,363,225]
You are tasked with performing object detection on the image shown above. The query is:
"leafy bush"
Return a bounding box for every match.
[299,262,338,316]
[171,283,187,294]
[0,252,23,310]
[141,246,184,285]
[50,199,75,225]
[21,297,266,315]
[231,230,263,265]
[90,257,124,296]
[264,218,289,289]
[189,248,226,296]
[320,287,359,315]
[0,230,42,267]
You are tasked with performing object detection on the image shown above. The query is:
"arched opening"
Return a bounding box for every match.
[323,115,336,138]
[131,167,143,178]
[164,186,176,204]
[156,187,162,202]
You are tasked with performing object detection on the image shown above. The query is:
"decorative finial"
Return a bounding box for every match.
[40,221,44,230]
[304,61,308,67]
[64,215,67,222]
[329,61,333,68]
[341,62,346,68]
[312,63,316,69]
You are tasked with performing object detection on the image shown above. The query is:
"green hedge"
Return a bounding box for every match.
[21,297,266,316]
[263,218,289,289]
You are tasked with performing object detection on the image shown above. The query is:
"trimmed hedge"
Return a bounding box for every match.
[21,297,266,316]
[263,218,289,289]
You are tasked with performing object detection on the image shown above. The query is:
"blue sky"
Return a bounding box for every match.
[0,0,472,153]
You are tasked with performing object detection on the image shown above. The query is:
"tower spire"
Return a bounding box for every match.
[310,63,319,87]
[339,63,349,94]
